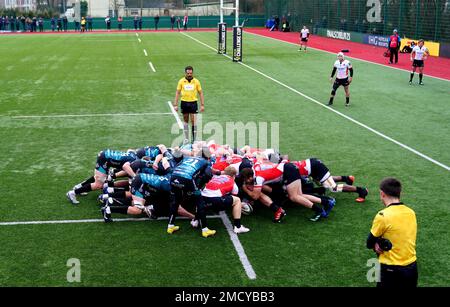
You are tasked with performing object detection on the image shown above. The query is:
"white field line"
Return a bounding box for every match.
[148,61,156,72]
[180,32,450,172]
[167,100,183,129]
[247,31,450,83]
[135,33,139,37]
[219,211,257,280]
[0,215,220,226]
[143,49,148,56]
[10,112,171,119]
[138,38,142,43]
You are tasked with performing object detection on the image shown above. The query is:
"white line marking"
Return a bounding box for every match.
[148,61,156,72]
[11,112,171,119]
[135,33,139,37]
[138,38,142,43]
[181,32,450,171]
[247,31,450,83]
[219,211,256,280]
[167,100,183,129]
[143,49,148,57]
[0,215,221,226]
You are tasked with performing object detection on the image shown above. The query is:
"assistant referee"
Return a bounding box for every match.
[367,177,418,287]
[173,66,204,143]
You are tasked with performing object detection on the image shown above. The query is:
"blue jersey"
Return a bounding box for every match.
[140,173,171,192]
[104,149,137,163]
[136,146,161,160]
[172,157,211,181]
[130,159,156,175]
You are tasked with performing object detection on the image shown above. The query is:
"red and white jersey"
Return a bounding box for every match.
[253,162,284,187]
[202,175,238,198]
[292,160,311,177]
[412,45,429,60]
[334,60,352,79]
[301,28,309,38]
[212,155,243,172]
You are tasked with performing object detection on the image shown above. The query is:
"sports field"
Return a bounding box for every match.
[0,30,449,286]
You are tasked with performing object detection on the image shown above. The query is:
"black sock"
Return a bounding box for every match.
[329,97,334,104]
[312,203,323,214]
[79,176,95,186]
[110,206,129,214]
[75,183,92,195]
[346,97,350,104]
[269,202,280,212]
[410,73,414,82]
[339,176,348,183]
[234,218,241,228]
[419,73,423,82]
[192,125,197,142]
[108,191,126,199]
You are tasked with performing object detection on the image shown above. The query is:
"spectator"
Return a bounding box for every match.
[388,29,401,64]
[274,15,280,31]
[183,14,188,30]
[51,16,56,32]
[81,16,86,32]
[117,16,123,30]
[176,16,181,31]
[74,17,80,32]
[87,15,93,31]
[105,16,111,31]
[38,17,43,32]
[133,15,138,30]
[154,14,159,30]
[138,16,142,30]
[63,15,68,31]
[170,14,175,30]
[57,16,62,32]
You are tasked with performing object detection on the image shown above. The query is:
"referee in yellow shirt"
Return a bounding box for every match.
[367,177,418,287]
[173,66,204,143]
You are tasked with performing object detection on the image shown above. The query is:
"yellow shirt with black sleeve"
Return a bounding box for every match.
[370,203,417,266]
[177,77,202,102]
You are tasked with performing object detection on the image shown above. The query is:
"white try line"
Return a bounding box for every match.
[135,33,139,37]
[10,112,172,119]
[167,100,184,129]
[0,215,220,226]
[181,32,450,171]
[219,211,257,280]
[148,61,156,72]
[143,49,148,57]
[138,38,142,43]
[247,31,450,83]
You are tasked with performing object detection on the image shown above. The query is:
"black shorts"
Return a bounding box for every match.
[282,163,302,186]
[333,78,349,90]
[202,195,233,212]
[309,158,330,182]
[378,262,418,288]
[301,37,308,42]
[412,60,424,67]
[181,101,198,114]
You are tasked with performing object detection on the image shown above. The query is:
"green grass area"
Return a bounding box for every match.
[0,31,449,286]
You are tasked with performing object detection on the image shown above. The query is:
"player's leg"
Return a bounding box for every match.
[182,112,190,142]
[418,66,424,85]
[328,80,339,106]
[409,65,417,84]
[344,84,350,106]
[190,112,197,142]
[231,195,250,233]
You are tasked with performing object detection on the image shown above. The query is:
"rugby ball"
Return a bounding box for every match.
[241,202,253,215]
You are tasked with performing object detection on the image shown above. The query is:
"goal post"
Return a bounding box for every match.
[218,0,242,61]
